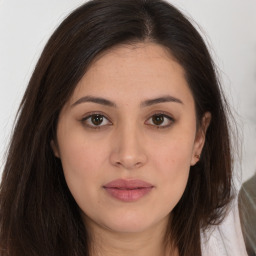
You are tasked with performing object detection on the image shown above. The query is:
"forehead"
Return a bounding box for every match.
[69,42,193,106]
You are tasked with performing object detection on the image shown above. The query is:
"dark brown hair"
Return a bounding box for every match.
[0,0,233,255]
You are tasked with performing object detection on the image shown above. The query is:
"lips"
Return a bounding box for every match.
[103,179,154,202]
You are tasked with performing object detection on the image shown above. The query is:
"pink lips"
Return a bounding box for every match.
[103,179,154,202]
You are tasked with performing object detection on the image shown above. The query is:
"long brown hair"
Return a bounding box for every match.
[0,0,233,255]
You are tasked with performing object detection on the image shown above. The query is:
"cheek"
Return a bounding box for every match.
[152,134,195,175]
[151,137,194,207]
[58,127,105,174]
[157,157,190,212]
[156,149,191,188]
[57,131,107,201]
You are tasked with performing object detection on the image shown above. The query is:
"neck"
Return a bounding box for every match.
[84,216,178,256]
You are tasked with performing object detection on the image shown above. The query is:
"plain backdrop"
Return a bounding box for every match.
[0,0,256,183]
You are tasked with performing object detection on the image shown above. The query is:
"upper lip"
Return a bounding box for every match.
[103,179,154,189]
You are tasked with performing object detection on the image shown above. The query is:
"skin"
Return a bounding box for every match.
[52,42,210,256]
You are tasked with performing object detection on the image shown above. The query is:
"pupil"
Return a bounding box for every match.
[91,115,103,125]
[153,115,164,125]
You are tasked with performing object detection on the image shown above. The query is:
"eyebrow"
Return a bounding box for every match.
[71,96,117,108]
[140,95,183,107]
[71,95,183,108]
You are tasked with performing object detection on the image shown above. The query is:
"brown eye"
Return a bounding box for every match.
[82,114,111,129]
[152,114,164,125]
[91,114,104,125]
[146,113,174,128]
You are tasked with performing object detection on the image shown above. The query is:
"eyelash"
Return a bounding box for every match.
[81,111,175,130]
[81,112,112,129]
[145,112,175,129]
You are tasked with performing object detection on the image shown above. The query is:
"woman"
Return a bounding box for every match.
[0,0,246,255]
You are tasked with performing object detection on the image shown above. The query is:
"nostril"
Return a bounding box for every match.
[114,160,143,169]
[135,162,142,167]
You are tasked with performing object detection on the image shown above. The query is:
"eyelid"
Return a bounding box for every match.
[81,111,112,129]
[80,111,174,129]
[145,111,175,128]
[81,111,112,120]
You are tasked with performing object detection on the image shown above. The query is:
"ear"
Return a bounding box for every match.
[191,112,211,166]
[50,139,60,158]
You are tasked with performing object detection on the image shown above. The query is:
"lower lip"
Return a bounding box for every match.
[104,187,153,202]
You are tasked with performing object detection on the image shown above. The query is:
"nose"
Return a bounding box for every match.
[109,125,148,170]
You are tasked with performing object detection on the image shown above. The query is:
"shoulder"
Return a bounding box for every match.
[239,174,256,256]
[201,196,248,256]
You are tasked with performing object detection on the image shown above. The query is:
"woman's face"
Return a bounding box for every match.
[52,43,208,234]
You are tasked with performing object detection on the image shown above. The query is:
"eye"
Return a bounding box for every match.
[146,113,174,128]
[82,114,112,128]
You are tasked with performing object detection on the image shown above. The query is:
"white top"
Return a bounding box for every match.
[201,197,248,256]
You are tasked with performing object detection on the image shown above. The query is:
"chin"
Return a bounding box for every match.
[100,211,166,234]
[105,221,153,234]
